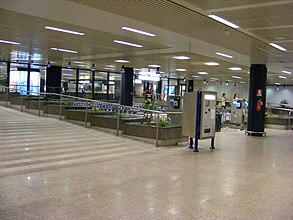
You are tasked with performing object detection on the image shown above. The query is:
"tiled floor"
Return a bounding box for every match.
[0,105,293,220]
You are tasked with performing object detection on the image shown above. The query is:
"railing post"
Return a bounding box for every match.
[5,87,8,108]
[20,94,23,112]
[85,101,88,128]
[116,105,120,137]
[156,112,160,147]
[59,95,62,120]
[38,93,41,117]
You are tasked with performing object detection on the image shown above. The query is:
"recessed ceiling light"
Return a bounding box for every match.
[208,15,239,29]
[51,47,78,54]
[198,72,208,75]
[107,65,115,68]
[73,61,84,64]
[275,82,281,85]
[114,59,130,63]
[210,78,219,80]
[78,64,85,67]
[215,52,233,58]
[192,75,201,78]
[176,68,186,71]
[0,39,20,45]
[274,37,285,40]
[239,81,246,84]
[148,64,161,68]
[269,43,287,51]
[114,40,143,48]
[44,26,84,36]
[173,56,190,60]
[204,62,219,66]
[278,75,287,79]
[281,70,291,74]
[229,67,242,71]
[122,26,155,37]
[134,68,141,71]
[232,75,242,79]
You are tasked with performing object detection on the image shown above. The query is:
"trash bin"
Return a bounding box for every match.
[215,113,222,132]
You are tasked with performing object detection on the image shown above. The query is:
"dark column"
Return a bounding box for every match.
[40,79,45,93]
[91,70,95,99]
[143,81,149,91]
[176,79,180,95]
[106,71,110,100]
[247,64,267,135]
[156,80,162,98]
[167,78,170,96]
[75,69,79,97]
[120,67,133,106]
[6,61,10,87]
[27,63,31,94]
[187,80,193,92]
[46,66,62,94]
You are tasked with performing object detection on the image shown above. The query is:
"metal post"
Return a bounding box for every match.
[156,112,160,147]
[116,105,120,137]
[189,137,193,149]
[59,95,62,120]
[5,87,8,108]
[38,93,41,117]
[210,138,215,149]
[194,91,202,152]
[85,101,88,128]
[20,94,23,112]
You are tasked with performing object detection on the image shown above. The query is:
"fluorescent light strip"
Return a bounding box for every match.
[278,75,287,79]
[215,52,233,59]
[51,47,78,54]
[282,70,291,74]
[208,15,239,29]
[44,26,84,36]
[211,78,219,80]
[232,75,242,79]
[192,75,201,78]
[114,40,143,48]
[229,67,242,71]
[0,39,20,45]
[198,72,208,75]
[176,68,186,71]
[122,27,155,37]
[204,62,219,66]
[73,61,84,64]
[173,56,190,60]
[269,43,287,51]
[114,59,129,63]
[148,64,160,68]
[275,83,281,85]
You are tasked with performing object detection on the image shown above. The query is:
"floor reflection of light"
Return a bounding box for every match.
[168,208,178,215]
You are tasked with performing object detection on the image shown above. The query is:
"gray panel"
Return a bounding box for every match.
[182,92,197,138]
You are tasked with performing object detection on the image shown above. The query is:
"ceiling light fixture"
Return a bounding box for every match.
[121,26,155,37]
[210,78,218,80]
[73,61,84,64]
[232,75,242,79]
[176,68,186,72]
[275,83,281,85]
[192,75,201,78]
[148,64,161,68]
[198,72,208,75]
[278,75,287,79]
[51,47,78,54]
[0,39,20,45]
[215,52,233,58]
[204,62,219,66]
[173,56,190,60]
[113,40,143,48]
[44,26,84,36]
[208,15,239,29]
[114,59,130,63]
[281,70,291,74]
[229,67,242,71]
[269,43,287,51]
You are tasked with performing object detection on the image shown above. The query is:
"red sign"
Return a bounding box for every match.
[256,89,262,97]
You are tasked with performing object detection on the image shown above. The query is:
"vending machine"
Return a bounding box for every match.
[231,99,243,125]
[182,91,217,152]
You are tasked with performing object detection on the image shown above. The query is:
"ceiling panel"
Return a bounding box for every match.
[183,0,240,10]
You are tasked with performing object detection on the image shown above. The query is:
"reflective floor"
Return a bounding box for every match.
[0,106,293,220]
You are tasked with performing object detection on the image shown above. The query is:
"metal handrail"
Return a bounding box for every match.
[1,86,183,147]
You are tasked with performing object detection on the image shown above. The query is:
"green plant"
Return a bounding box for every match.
[158,118,170,128]
[92,106,100,113]
[63,99,71,106]
[141,113,152,125]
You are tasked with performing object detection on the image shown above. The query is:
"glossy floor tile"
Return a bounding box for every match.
[0,106,293,220]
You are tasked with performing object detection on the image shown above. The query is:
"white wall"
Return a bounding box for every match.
[266,86,293,107]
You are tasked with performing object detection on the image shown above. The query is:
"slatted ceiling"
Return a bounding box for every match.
[254,4,293,17]
[183,0,240,10]
[237,18,275,29]
[250,28,293,41]
[238,0,274,4]
[214,8,260,21]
